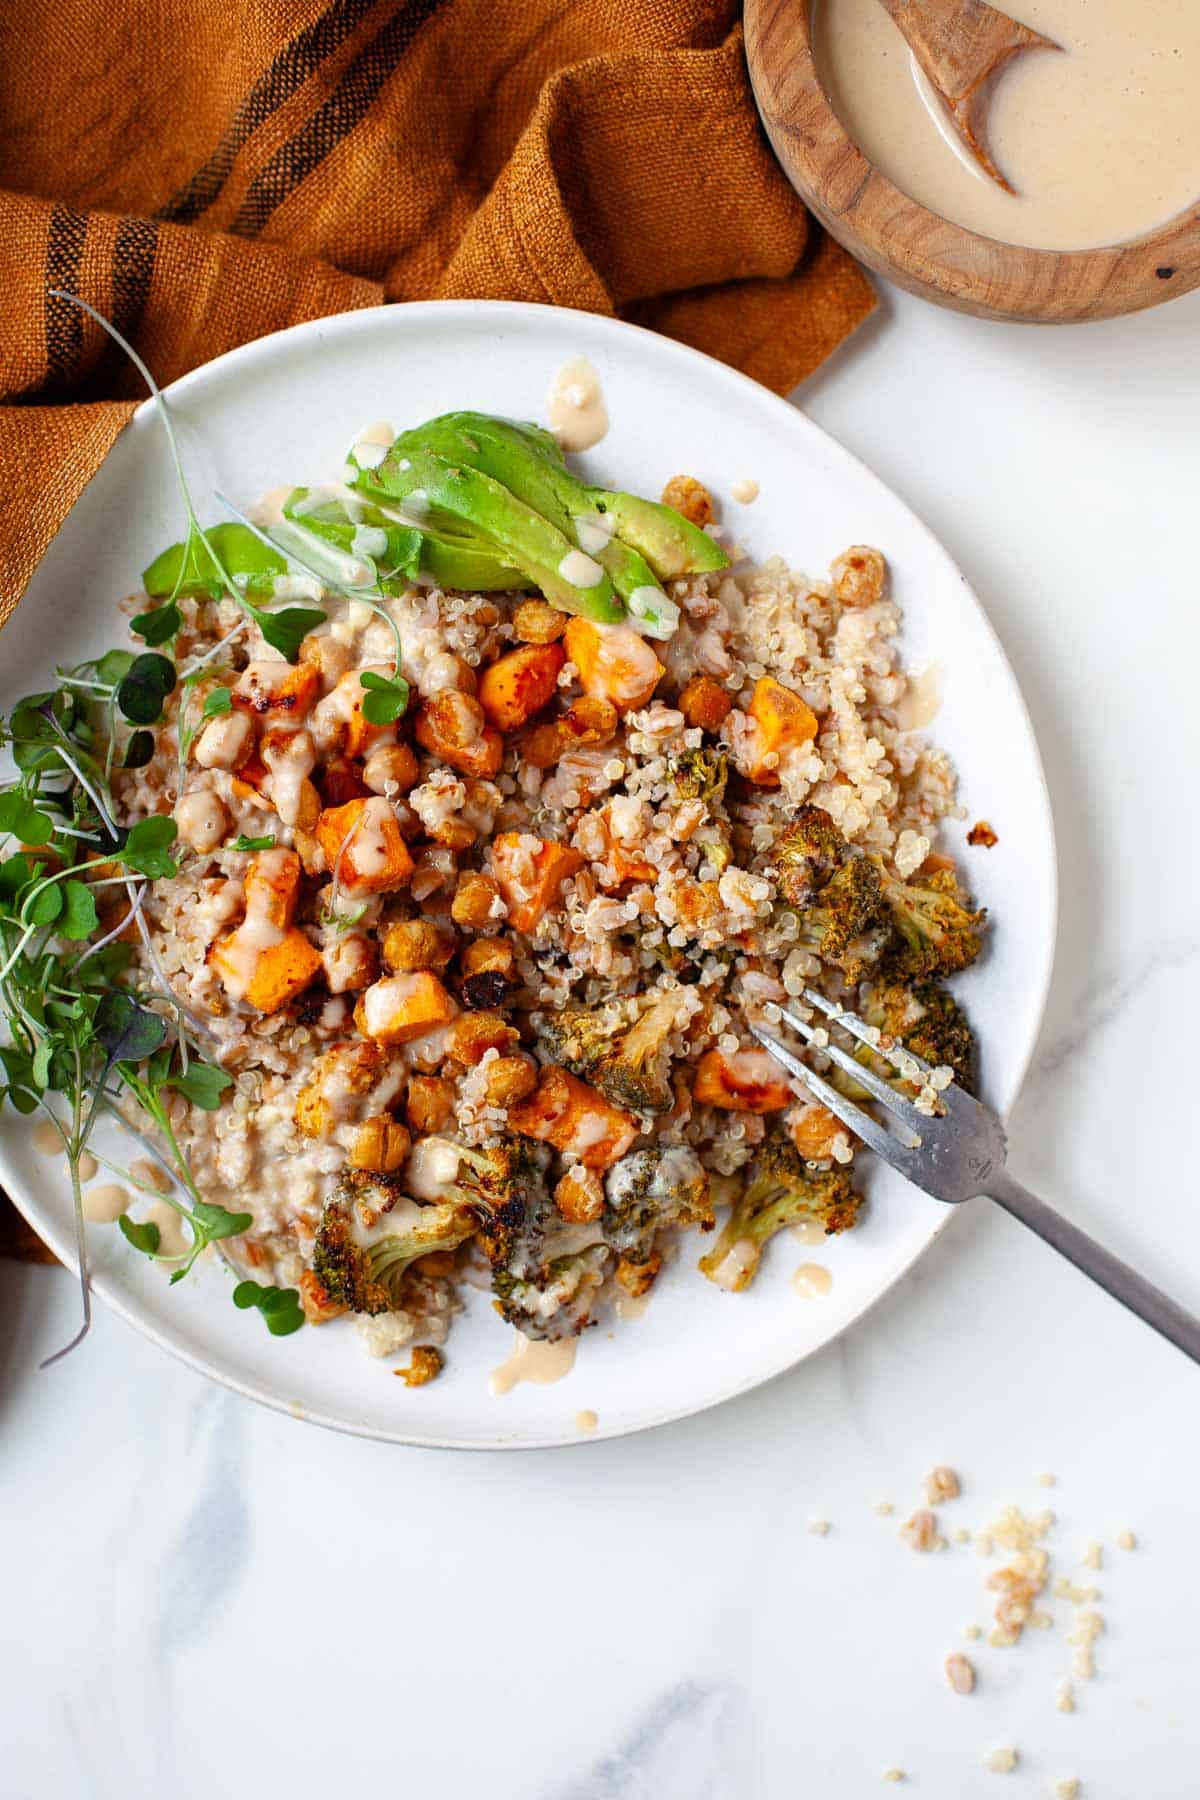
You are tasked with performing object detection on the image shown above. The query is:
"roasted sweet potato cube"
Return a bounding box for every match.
[478,642,565,732]
[564,619,664,711]
[210,926,322,1014]
[745,676,819,786]
[244,847,302,929]
[508,1067,638,1169]
[354,971,457,1046]
[315,796,413,895]
[489,832,583,934]
[693,1048,794,1113]
[232,660,320,721]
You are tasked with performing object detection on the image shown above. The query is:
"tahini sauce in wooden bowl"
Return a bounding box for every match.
[746,0,1200,321]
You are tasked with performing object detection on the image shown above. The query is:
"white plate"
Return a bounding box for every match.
[0,301,1056,1448]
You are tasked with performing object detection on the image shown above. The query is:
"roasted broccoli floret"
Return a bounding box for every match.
[443,1135,610,1339]
[536,992,681,1114]
[860,979,977,1092]
[444,1136,547,1273]
[311,1172,474,1314]
[873,861,986,980]
[492,1244,610,1341]
[775,804,848,907]
[699,1135,860,1292]
[603,1146,714,1267]
[792,854,889,980]
[667,746,728,808]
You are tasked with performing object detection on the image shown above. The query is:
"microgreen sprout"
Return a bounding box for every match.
[0,296,314,1359]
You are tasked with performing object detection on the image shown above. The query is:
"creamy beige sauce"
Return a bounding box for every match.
[145,1200,190,1259]
[32,1120,65,1156]
[548,358,609,452]
[792,1261,834,1298]
[814,0,1200,250]
[82,1182,129,1223]
[575,1409,599,1434]
[489,1331,578,1395]
[894,661,943,732]
[613,1288,651,1322]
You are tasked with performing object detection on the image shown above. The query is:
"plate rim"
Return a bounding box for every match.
[2,298,1059,1449]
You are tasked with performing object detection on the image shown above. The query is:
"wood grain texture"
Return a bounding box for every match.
[876,0,1060,192]
[745,0,1200,323]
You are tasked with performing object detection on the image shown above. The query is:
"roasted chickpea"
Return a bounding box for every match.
[381,917,455,972]
[362,742,420,795]
[451,871,501,930]
[512,599,568,644]
[678,674,733,733]
[405,1074,456,1134]
[554,1166,604,1224]
[482,1053,537,1107]
[461,937,516,980]
[660,474,714,527]
[300,633,353,691]
[427,816,477,852]
[830,545,886,609]
[561,695,619,746]
[348,1114,412,1173]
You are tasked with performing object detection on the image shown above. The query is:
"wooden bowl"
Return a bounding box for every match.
[745,0,1200,323]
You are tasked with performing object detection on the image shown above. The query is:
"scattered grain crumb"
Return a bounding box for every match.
[808,1517,831,1536]
[1052,1780,1080,1800]
[964,1624,983,1642]
[967,820,998,847]
[1055,1681,1076,1715]
[882,1770,905,1784]
[1080,1540,1102,1570]
[945,1652,976,1694]
[1029,1609,1054,1630]
[1116,1529,1137,1551]
[925,1464,961,1504]
[575,1409,599,1435]
[1067,1609,1104,1680]
[901,1509,943,1552]
[395,1345,443,1386]
[982,1745,1018,1774]
[873,1500,895,1516]
[1054,1576,1099,1605]
[952,1527,971,1544]
[1038,1473,1057,1488]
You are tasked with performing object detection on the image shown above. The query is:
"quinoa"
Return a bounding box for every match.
[118,536,977,1357]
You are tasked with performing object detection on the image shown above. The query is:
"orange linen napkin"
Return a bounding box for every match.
[0,0,875,1258]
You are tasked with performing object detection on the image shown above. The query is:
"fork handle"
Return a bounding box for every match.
[986,1170,1200,1365]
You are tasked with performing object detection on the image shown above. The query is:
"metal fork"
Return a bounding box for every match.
[751,989,1200,1365]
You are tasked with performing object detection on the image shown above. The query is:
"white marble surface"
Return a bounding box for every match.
[5,280,1200,1799]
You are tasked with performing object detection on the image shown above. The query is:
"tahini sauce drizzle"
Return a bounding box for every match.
[814,0,1200,252]
[548,359,609,452]
[490,1332,578,1395]
[894,662,943,732]
[793,1262,834,1299]
[82,1183,130,1224]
